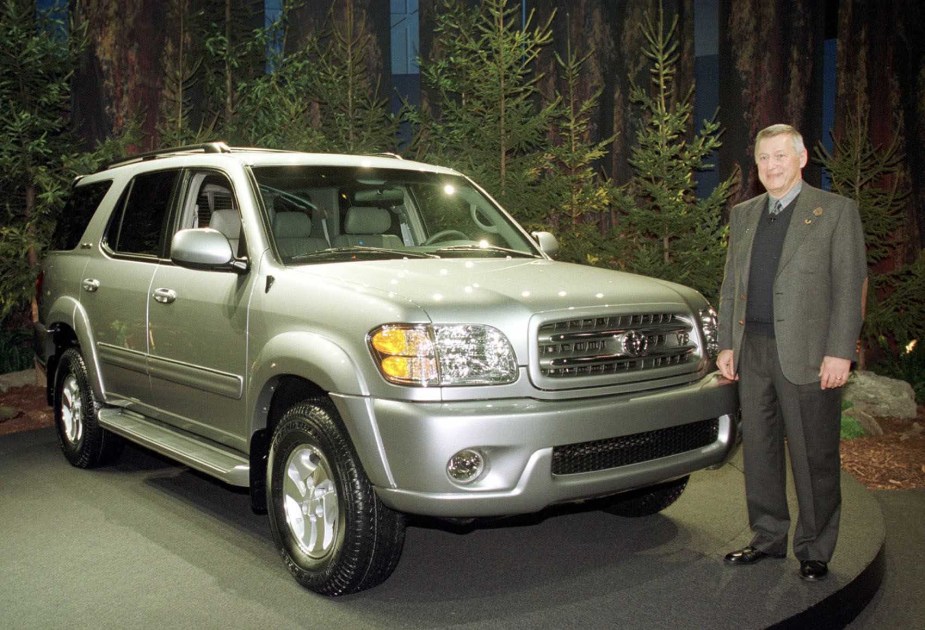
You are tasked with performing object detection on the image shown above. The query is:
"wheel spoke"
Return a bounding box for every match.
[283,445,339,558]
[61,376,83,443]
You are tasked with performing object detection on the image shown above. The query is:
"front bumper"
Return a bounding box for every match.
[334,372,739,518]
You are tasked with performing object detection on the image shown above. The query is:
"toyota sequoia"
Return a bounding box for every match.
[34,143,739,596]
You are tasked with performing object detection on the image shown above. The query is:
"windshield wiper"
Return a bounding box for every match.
[291,246,438,262]
[432,244,538,258]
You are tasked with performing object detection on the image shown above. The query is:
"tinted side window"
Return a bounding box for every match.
[106,170,179,256]
[51,180,114,250]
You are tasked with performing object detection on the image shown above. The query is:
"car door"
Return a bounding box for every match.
[145,170,252,449]
[80,169,180,404]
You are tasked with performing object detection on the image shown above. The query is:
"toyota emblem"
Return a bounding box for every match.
[622,331,650,357]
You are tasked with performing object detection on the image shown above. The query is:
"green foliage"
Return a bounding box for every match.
[814,102,923,364]
[0,325,31,373]
[307,3,398,153]
[409,0,556,217]
[0,0,82,319]
[158,0,210,146]
[534,37,616,265]
[0,0,138,321]
[217,2,395,152]
[839,412,866,440]
[200,0,267,133]
[229,29,327,150]
[608,3,732,302]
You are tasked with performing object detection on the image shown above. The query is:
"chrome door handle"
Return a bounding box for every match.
[152,288,177,304]
[81,278,100,293]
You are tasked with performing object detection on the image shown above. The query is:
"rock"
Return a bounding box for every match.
[844,371,918,420]
[0,404,21,422]
[0,369,39,394]
[843,406,883,436]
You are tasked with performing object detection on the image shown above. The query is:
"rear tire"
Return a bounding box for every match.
[54,348,123,468]
[601,476,690,517]
[266,399,406,596]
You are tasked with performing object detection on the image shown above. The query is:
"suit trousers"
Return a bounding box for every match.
[738,330,843,562]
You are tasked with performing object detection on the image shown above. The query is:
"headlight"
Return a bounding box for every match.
[699,306,719,359]
[369,324,518,386]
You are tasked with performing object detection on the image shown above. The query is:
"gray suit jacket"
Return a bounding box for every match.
[718,182,867,385]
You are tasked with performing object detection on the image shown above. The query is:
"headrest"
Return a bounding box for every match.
[201,183,233,211]
[209,209,240,239]
[344,206,391,235]
[273,212,312,237]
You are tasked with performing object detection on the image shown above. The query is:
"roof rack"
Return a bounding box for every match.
[106,141,232,169]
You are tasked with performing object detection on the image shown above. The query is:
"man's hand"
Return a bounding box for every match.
[716,349,737,381]
[819,356,851,389]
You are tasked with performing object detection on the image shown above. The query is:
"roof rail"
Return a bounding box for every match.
[106,141,232,169]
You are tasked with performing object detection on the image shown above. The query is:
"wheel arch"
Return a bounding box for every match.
[245,332,380,513]
[43,297,105,405]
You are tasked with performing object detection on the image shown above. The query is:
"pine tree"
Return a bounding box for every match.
[815,98,924,366]
[612,2,732,302]
[228,9,326,150]
[536,34,615,265]
[409,0,556,218]
[158,0,210,146]
[309,1,397,153]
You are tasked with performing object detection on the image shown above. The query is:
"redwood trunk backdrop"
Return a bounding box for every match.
[69,0,923,248]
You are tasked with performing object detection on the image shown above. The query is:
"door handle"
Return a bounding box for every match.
[81,278,100,293]
[152,288,177,304]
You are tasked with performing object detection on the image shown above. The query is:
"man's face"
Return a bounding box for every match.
[755,134,808,198]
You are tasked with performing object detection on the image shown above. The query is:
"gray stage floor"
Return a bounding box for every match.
[1,427,919,629]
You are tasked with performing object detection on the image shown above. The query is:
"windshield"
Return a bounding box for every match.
[250,165,540,264]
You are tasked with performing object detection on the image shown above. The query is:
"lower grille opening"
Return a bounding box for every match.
[551,418,720,475]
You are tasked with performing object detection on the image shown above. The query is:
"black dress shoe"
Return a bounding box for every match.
[799,560,828,581]
[724,545,786,565]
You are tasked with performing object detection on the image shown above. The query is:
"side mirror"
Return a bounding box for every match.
[171,228,246,272]
[531,231,559,257]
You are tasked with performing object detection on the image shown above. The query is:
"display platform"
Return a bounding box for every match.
[0,427,883,628]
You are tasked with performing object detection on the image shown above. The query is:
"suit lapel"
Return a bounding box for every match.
[777,185,819,276]
[737,195,766,290]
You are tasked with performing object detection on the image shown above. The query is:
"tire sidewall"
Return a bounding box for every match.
[54,349,95,466]
[267,405,353,590]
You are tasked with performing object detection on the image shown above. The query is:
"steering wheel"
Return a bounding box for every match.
[424,229,469,245]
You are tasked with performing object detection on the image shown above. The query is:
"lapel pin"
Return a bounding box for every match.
[813,207,823,216]
[804,218,813,224]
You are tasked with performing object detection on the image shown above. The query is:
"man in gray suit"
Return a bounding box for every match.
[716,124,867,581]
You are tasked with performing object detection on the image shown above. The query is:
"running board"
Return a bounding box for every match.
[97,408,250,487]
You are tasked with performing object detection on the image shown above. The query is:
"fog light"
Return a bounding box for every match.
[447,449,485,484]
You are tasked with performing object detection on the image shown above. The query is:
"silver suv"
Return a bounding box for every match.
[35,143,738,596]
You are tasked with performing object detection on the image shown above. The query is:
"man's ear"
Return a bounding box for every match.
[798,149,809,168]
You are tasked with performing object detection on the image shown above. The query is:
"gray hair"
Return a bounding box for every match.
[754,124,805,159]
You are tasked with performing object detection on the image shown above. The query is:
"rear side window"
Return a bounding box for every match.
[50,180,114,250]
[105,170,180,257]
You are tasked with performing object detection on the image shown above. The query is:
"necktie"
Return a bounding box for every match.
[771,200,782,216]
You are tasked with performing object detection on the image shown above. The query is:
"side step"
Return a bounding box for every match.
[98,408,250,487]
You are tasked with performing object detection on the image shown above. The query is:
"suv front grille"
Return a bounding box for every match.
[537,312,697,379]
[551,418,720,475]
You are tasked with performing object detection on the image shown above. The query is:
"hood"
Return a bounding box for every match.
[297,258,701,321]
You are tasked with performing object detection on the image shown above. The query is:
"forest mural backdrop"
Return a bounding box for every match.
[1,0,924,385]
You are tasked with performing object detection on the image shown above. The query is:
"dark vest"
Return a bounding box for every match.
[745,197,797,335]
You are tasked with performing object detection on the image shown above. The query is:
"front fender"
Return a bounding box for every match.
[247,332,394,485]
[248,331,370,401]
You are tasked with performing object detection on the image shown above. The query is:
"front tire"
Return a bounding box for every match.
[54,348,123,468]
[267,399,406,596]
[601,476,690,517]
